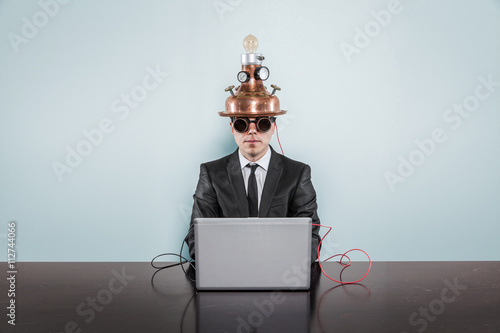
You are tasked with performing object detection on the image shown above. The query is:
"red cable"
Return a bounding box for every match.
[275,121,284,156]
[312,223,371,284]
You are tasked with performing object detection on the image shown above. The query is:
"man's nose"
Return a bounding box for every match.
[247,122,257,134]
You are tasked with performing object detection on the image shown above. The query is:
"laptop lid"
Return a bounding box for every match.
[194,217,312,290]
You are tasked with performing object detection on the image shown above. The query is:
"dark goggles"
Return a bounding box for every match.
[231,117,276,133]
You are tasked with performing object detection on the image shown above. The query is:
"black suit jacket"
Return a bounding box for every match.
[187,146,321,262]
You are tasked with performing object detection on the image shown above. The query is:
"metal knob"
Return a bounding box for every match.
[271,84,281,95]
[225,85,235,96]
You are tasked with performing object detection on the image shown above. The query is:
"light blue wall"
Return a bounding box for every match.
[1,0,499,261]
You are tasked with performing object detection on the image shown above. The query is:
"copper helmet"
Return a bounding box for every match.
[219,34,286,118]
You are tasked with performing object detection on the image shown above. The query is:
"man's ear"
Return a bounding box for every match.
[229,121,234,134]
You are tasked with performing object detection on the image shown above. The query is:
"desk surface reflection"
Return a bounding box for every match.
[1,261,499,332]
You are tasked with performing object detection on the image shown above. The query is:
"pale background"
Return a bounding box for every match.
[1,0,499,261]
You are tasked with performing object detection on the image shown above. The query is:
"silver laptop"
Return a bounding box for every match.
[194,217,312,290]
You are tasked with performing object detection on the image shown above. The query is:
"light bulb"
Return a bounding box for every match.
[243,34,259,54]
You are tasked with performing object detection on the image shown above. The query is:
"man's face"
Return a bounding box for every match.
[230,117,275,162]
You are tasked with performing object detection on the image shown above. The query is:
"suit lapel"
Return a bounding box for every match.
[259,147,282,217]
[227,149,249,217]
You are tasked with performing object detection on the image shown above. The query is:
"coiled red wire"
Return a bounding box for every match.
[313,224,371,284]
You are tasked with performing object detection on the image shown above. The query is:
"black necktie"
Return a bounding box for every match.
[247,164,259,217]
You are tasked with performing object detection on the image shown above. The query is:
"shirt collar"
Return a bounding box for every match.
[238,146,271,171]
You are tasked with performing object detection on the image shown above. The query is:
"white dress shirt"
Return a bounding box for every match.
[238,147,272,210]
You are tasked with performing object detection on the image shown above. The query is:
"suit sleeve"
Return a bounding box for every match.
[289,164,322,262]
[186,163,221,260]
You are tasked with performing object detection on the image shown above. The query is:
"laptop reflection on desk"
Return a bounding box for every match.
[196,291,310,333]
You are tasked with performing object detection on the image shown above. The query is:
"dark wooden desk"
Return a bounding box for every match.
[1,262,499,332]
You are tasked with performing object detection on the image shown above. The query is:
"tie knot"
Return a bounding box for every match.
[247,163,259,174]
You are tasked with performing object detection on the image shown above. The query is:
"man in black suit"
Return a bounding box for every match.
[186,115,321,262]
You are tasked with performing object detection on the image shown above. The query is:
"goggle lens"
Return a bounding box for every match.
[233,118,249,132]
[257,118,272,132]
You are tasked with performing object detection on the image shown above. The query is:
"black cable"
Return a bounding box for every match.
[150,227,196,283]
[150,252,190,269]
[180,292,196,333]
[150,265,170,289]
[180,228,196,282]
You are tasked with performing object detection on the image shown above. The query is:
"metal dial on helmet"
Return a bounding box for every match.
[237,71,250,83]
[254,66,270,81]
